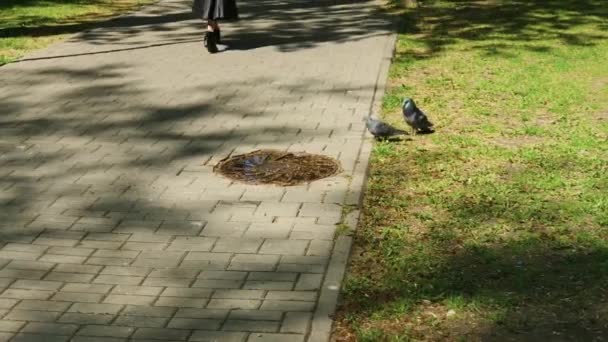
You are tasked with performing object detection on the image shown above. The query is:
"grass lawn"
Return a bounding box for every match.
[0,0,152,65]
[336,0,608,340]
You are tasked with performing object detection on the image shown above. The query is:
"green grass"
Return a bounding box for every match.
[336,0,608,340]
[0,0,152,64]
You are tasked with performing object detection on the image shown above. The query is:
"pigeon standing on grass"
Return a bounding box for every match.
[402,97,434,134]
[364,116,408,139]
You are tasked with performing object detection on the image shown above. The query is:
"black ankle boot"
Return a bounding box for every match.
[204,31,218,53]
[214,28,221,44]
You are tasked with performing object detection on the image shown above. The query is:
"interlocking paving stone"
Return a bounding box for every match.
[0,320,26,333]
[228,255,280,272]
[281,312,312,333]
[223,319,280,332]
[52,292,104,303]
[21,322,78,335]
[121,305,176,317]
[54,264,102,274]
[212,238,263,253]
[15,300,71,312]
[1,290,54,300]
[154,297,208,308]
[174,308,228,320]
[206,299,262,310]
[160,288,213,298]
[112,315,168,328]
[76,325,135,338]
[295,273,324,291]
[131,328,190,341]
[229,310,283,321]
[57,313,115,325]
[0,299,18,309]
[198,270,247,280]
[166,317,222,330]
[260,300,316,312]
[6,260,55,271]
[189,331,247,342]
[247,333,306,342]
[258,240,309,256]
[4,310,61,322]
[10,334,70,342]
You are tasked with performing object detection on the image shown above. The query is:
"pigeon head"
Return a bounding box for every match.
[402,97,415,111]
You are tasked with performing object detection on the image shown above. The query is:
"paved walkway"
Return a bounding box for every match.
[0,0,393,341]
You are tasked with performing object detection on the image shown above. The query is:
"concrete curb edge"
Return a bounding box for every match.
[307,21,398,342]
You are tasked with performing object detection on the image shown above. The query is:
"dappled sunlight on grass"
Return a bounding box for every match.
[0,0,152,64]
[337,0,608,340]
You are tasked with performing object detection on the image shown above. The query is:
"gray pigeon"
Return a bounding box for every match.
[364,117,407,139]
[402,97,434,134]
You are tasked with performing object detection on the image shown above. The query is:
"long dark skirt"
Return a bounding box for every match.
[192,0,239,20]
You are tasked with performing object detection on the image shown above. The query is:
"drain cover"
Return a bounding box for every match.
[214,150,341,186]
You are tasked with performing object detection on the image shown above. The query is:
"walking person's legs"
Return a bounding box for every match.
[204,19,219,53]
[193,0,235,53]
